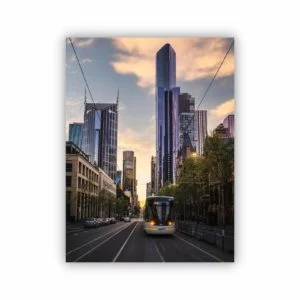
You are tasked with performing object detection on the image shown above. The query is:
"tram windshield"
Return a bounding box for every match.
[144,197,174,225]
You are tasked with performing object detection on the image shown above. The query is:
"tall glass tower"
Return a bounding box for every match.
[68,122,84,150]
[156,43,180,189]
[83,102,118,181]
[194,110,207,156]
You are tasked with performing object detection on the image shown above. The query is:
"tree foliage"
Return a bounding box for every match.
[156,133,234,224]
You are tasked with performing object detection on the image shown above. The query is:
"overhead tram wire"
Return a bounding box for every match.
[69,38,122,175]
[176,39,234,153]
[68,37,102,123]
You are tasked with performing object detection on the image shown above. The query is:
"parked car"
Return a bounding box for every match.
[123,217,131,222]
[104,218,111,225]
[96,218,105,226]
[110,217,116,224]
[84,218,99,228]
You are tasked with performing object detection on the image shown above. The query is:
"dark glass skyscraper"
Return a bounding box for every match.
[68,122,84,150]
[83,102,118,181]
[156,43,180,189]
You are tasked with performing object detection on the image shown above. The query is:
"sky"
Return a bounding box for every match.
[65,37,235,204]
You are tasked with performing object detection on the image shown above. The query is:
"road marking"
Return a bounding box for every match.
[66,223,130,256]
[112,222,138,262]
[174,234,223,262]
[73,222,137,262]
[153,241,165,262]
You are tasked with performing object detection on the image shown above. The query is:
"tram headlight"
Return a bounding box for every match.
[150,220,155,226]
[168,221,173,226]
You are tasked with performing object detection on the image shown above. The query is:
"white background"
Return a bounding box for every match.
[1,1,300,299]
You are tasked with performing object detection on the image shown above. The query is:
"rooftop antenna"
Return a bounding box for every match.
[116,88,119,105]
[84,87,87,105]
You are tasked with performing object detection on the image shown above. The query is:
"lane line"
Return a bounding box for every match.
[74,222,137,262]
[153,241,165,262]
[112,222,138,262]
[66,223,130,256]
[174,234,223,262]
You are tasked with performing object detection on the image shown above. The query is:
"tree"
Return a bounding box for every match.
[204,134,234,225]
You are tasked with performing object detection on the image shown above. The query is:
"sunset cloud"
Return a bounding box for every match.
[211,98,235,118]
[209,98,235,131]
[111,38,234,93]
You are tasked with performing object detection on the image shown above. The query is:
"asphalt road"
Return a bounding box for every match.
[66,220,234,262]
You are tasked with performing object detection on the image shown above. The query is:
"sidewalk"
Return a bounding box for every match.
[176,221,234,254]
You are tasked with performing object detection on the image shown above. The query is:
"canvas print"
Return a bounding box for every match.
[66,37,234,262]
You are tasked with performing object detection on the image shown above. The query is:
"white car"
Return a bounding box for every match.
[123,217,131,222]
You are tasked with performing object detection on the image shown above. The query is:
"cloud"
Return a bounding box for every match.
[68,38,95,48]
[65,96,85,138]
[81,58,92,64]
[65,55,92,73]
[208,98,235,131]
[211,98,235,118]
[111,38,234,93]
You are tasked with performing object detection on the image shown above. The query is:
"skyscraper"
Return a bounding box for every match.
[68,122,84,150]
[83,101,118,181]
[179,113,195,150]
[122,151,137,201]
[194,110,207,156]
[116,170,122,189]
[178,93,195,151]
[223,114,235,138]
[178,93,195,114]
[156,43,180,189]
[146,182,152,197]
[150,156,156,194]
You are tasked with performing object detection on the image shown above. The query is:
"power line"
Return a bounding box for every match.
[176,39,234,153]
[68,38,120,176]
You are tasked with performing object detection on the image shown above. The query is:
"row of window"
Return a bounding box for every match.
[78,162,98,182]
[66,176,98,194]
[78,177,98,194]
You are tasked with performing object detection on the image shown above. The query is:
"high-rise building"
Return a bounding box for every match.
[194,110,207,156]
[83,101,118,181]
[122,151,137,202]
[178,93,196,153]
[214,123,228,138]
[178,93,195,114]
[179,113,195,151]
[146,182,152,197]
[116,170,122,189]
[156,43,180,189]
[223,114,235,138]
[68,123,84,150]
[150,156,156,194]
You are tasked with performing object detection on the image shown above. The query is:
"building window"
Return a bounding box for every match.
[78,177,81,188]
[66,176,72,187]
[79,162,82,174]
[66,163,72,172]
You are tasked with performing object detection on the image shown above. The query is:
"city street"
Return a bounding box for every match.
[66,220,234,262]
